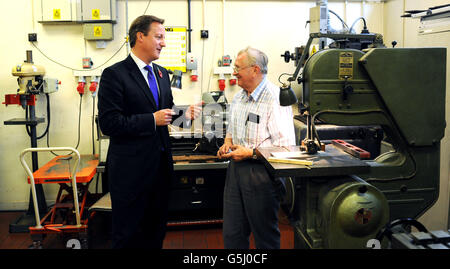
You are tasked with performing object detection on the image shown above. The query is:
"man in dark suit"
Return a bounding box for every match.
[98,15,201,249]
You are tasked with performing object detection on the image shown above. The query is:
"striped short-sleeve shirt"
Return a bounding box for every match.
[227,77,296,149]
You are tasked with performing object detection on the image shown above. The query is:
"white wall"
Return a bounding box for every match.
[0,0,447,231]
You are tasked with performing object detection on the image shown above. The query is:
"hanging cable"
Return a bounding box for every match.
[75,94,82,150]
[47,94,83,156]
[92,94,96,155]
[45,94,57,156]
[328,9,349,30]
[143,0,152,14]
[30,41,127,72]
[206,35,219,93]
[25,93,50,140]
[349,17,368,33]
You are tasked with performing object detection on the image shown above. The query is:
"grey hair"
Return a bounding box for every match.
[237,46,268,74]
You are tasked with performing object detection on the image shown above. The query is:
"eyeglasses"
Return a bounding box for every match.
[233,65,254,73]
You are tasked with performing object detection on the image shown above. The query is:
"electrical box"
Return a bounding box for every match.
[39,0,116,23]
[43,78,60,94]
[81,0,117,22]
[82,57,93,69]
[309,6,328,34]
[83,23,113,40]
[221,55,232,66]
[309,5,329,50]
[40,0,82,23]
[186,53,197,70]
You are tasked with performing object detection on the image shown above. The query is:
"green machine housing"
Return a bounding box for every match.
[291,34,446,248]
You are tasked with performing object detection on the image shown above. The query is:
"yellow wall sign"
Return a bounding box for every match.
[53,9,61,20]
[154,27,187,72]
[92,9,100,20]
[94,26,102,37]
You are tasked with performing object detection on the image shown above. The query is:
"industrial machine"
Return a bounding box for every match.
[12,58,45,96]
[165,95,229,224]
[264,31,446,249]
[4,51,59,233]
[169,131,227,225]
[5,51,59,108]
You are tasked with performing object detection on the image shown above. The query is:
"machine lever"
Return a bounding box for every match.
[343,77,353,101]
[281,51,293,63]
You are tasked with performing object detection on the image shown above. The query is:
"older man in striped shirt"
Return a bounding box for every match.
[217,47,296,249]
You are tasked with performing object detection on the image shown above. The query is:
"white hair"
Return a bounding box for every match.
[238,46,268,74]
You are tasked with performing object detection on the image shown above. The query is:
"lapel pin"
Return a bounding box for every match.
[158,69,163,78]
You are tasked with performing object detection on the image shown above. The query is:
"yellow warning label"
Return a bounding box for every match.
[339,52,353,80]
[311,45,317,55]
[92,9,100,20]
[165,27,185,32]
[94,26,102,37]
[53,9,61,20]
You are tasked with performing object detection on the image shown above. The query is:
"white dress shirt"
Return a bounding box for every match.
[130,51,160,95]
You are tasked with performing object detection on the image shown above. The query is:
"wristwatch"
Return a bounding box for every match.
[252,148,258,160]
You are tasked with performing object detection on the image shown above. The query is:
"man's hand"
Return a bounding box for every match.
[219,144,253,162]
[154,109,176,126]
[185,101,204,120]
[217,141,233,159]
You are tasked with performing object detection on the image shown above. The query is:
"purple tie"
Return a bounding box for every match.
[144,65,159,109]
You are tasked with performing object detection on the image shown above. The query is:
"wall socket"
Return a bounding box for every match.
[200,30,209,39]
[28,33,37,42]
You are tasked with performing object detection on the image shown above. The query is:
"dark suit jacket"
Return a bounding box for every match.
[98,55,182,205]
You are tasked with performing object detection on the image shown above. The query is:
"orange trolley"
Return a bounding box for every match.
[20,147,99,249]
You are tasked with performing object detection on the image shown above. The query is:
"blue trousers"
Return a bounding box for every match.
[223,160,285,249]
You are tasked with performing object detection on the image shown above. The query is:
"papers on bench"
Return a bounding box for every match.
[269,151,314,166]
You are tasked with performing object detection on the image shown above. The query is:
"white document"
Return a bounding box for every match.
[270,151,305,159]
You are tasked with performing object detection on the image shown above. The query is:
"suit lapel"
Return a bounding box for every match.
[153,63,168,108]
[125,56,158,110]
